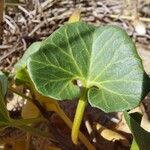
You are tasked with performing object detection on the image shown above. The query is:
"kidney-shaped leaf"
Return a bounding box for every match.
[27,22,150,112]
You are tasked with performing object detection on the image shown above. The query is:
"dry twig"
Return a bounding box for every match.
[0,0,4,44]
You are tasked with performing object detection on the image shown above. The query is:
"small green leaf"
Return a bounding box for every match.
[0,71,8,96]
[27,22,150,112]
[15,67,32,87]
[124,111,150,150]
[15,42,41,87]
[130,139,139,150]
[0,72,10,123]
[0,99,9,123]
[15,42,41,70]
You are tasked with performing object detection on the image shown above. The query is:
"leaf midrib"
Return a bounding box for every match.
[65,27,83,77]
[87,27,126,85]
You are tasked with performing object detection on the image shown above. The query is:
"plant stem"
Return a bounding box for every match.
[10,117,46,126]
[8,87,33,101]
[9,87,76,150]
[71,87,88,145]
[57,105,95,150]
[9,87,95,150]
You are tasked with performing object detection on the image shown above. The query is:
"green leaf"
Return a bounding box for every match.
[0,72,10,123]
[124,111,150,150]
[15,42,41,70]
[0,71,8,96]
[0,94,9,123]
[14,42,41,86]
[130,139,139,150]
[27,22,150,112]
[15,67,32,87]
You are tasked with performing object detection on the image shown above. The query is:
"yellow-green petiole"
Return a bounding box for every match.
[71,87,88,144]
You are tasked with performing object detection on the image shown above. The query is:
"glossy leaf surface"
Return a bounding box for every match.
[27,22,150,112]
